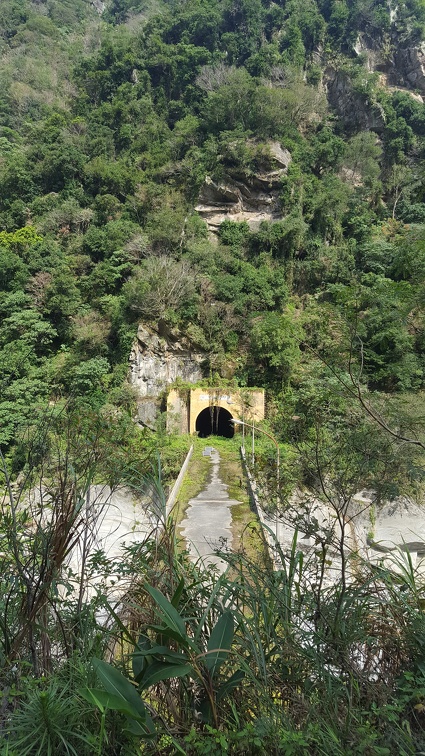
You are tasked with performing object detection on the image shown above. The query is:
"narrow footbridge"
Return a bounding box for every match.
[180,446,241,571]
[167,442,260,572]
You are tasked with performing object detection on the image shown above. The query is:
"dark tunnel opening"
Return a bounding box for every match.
[195,406,234,439]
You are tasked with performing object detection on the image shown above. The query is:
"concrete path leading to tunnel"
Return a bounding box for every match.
[179,446,241,572]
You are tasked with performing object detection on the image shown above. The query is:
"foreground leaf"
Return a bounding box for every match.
[216,669,245,702]
[145,584,187,641]
[139,660,193,690]
[205,611,234,676]
[92,658,146,720]
[124,711,156,739]
[171,576,185,608]
[80,688,137,717]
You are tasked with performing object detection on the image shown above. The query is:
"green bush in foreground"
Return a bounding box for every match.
[3,523,424,755]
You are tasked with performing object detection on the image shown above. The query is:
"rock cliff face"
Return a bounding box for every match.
[91,0,106,13]
[321,33,425,129]
[195,141,291,233]
[394,44,425,94]
[352,32,389,74]
[129,324,205,427]
[324,68,386,132]
[352,32,425,98]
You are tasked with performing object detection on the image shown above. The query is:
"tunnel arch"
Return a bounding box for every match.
[195,406,234,439]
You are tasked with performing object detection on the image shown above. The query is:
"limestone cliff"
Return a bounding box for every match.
[318,31,425,131]
[129,324,206,427]
[195,141,291,234]
[324,67,386,132]
[353,32,425,96]
[352,32,425,99]
[395,44,425,94]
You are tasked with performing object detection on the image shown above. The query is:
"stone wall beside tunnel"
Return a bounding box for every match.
[129,323,206,428]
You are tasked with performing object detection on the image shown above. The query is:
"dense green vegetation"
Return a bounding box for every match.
[2,0,425,752]
[1,0,425,448]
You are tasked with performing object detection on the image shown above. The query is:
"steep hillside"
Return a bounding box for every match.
[0,0,425,471]
[3,3,425,754]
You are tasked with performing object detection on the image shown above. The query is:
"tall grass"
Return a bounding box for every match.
[2,428,425,754]
[68,525,425,754]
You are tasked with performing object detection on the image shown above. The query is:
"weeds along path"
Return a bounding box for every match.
[171,438,265,570]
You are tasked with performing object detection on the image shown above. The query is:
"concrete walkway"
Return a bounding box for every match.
[180,447,241,572]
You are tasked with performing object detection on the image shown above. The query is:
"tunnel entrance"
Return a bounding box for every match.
[195,406,234,439]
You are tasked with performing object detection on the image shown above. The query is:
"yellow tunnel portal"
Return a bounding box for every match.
[167,387,265,435]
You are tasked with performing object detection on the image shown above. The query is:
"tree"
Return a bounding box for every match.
[123,255,198,324]
[342,131,382,187]
[250,306,304,388]
[43,267,82,337]
[386,163,419,219]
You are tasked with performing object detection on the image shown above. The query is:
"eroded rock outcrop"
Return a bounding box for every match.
[196,141,291,233]
[91,0,106,13]
[129,324,206,427]
[324,67,386,132]
[319,32,425,130]
[394,44,425,94]
[353,32,425,99]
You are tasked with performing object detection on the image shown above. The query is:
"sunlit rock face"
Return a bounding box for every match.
[91,0,106,13]
[318,33,425,133]
[195,141,291,233]
[352,32,425,98]
[129,324,205,428]
[395,44,425,94]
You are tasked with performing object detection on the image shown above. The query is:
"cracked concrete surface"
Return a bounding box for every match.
[180,447,240,572]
